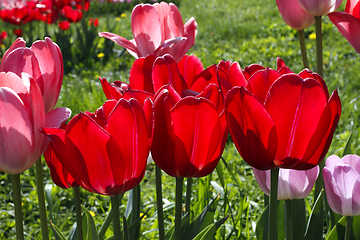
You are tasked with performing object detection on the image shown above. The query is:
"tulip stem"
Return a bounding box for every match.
[344,216,353,240]
[297,30,309,69]
[73,187,83,240]
[175,177,184,240]
[268,168,279,240]
[285,200,293,240]
[130,185,141,240]
[185,177,193,215]
[155,165,165,240]
[35,159,50,240]
[111,195,122,240]
[315,16,324,77]
[10,174,24,240]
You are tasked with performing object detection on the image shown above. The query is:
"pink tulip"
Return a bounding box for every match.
[253,166,319,199]
[297,0,343,16]
[328,0,360,54]
[99,2,197,62]
[323,155,360,216]
[0,37,64,113]
[0,72,71,174]
[276,0,315,30]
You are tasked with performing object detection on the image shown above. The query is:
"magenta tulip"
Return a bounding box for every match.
[323,155,360,216]
[43,98,153,196]
[328,0,360,54]
[253,166,319,199]
[99,2,197,62]
[0,37,64,113]
[297,0,343,16]
[224,64,341,170]
[0,72,71,174]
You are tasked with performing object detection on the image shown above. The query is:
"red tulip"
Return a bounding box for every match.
[43,98,153,196]
[297,0,343,16]
[276,0,315,30]
[0,37,64,113]
[99,2,198,62]
[225,66,341,170]
[0,31,7,45]
[0,72,71,174]
[58,20,70,30]
[328,0,360,54]
[151,84,228,178]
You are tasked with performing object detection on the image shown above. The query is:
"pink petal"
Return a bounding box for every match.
[0,87,33,174]
[45,107,71,128]
[98,32,139,57]
[0,37,26,71]
[323,166,343,215]
[342,154,360,174]
[276,0,315,30]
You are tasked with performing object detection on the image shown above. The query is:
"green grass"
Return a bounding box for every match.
[0,0,360,239]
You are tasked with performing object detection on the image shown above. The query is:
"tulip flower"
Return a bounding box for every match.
[224,66,341,170]
[328,0,360,54]
[276,0,315,30]
[0,37,63,113]
[297,0,343,16]
[99,2,198,62]
[0,72,71,174]
[151,83,227,178]
[253,166,319,199]
[323,155,360,216]
[43,98,153,196]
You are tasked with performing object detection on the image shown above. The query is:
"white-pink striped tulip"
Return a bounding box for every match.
[297,0,343,16]
[323,155,360,216]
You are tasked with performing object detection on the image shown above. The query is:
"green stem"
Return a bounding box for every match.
[268,168,279,240]
[285,200,293,240]
[185,177,192,215]
[111,195,122,240]
[35,159,50,240]
[315,16,324,77]
[344,216,353,240]
[73,187,83,240]
[175,177,184,240]
[297,30,309,69]
[155,165,165,240]
[264,193,269,208]
[98,194,124,239]
[10,174,24,240]
[130,185,141,240]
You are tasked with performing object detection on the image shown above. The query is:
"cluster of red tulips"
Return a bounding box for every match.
[2,0,360,239]
[0,0,90,33]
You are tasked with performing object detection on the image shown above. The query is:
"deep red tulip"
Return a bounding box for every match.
[61,5,82,22]
[276,0,315,30]
[0,72,71,174]
[13,29,22,37]
[151,84,228,178]
[297,0,343,16]
[225,67,341,170]
[99,2,197,62]
[0,37,64,113]
[43,98,153,196]
[44,132,79,189]
[58,20,70,30]
[328,0,360,54]
[0,31,7,45]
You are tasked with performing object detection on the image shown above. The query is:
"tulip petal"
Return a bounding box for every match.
[98,32,139,57]
[100,78,124,100]
[225,87,277,170]
[276,0,314,30]
[0,87,33,174]
[31,38,63,112]
[328,12,360,55]
[351,177,360,216]
[129,54,157,93]
[189,65,219,93]
[217,61,248,98]
[0,37,26,70]
[264,75,328,168]
[323,166,343,215]
[45,107,71,128]
[345,0,360,17]
[247,68,281,103]
[178,55,204,86]
[342,154,360,174]
[131,4,162,57]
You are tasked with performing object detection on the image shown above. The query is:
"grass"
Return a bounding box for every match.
[0,0,360,239]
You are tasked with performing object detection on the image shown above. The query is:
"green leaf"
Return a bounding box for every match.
[326,215,360,240]
[342,131,353,157]
[290,199,306,240]
[165,213,190,240]
[255,200,285,240]
[182,194,220,239]
[123,215,130,240]
[50,221,67,240]
[304,190,324,240]
[192,215,229,240]
[70,206,98,240]
[44,183,53,221]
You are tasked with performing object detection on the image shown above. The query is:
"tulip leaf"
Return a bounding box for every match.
[44,183,53,221]
[326,215,360,240]
[50,221,67,240]
[165,212,190,240]
[342,131,353,157]
[69,206,98,240]
[182,193,220,239]
[290,199,306,240]
[303,190,324,240]
[123,215,130,240]
[255,200,285,240]
[192,215,229,240]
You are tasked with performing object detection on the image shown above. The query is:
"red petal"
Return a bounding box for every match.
[129,54,157,93]
[247,68,281,103]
